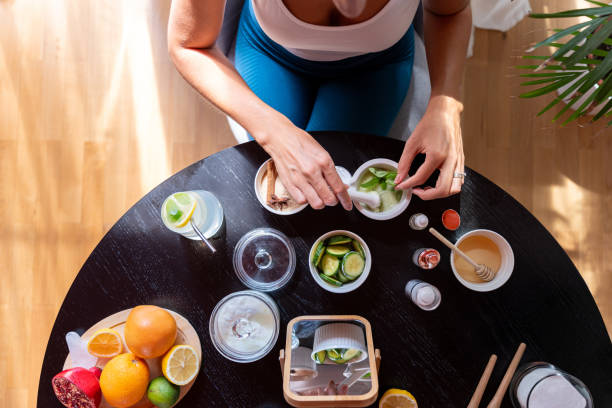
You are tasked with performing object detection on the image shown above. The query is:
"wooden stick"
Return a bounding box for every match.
[486,343,526,408]
[265,160,276,205]
[467,354,497,408]
[429,228,479,268]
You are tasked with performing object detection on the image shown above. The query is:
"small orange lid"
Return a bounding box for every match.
[442,209,460,231]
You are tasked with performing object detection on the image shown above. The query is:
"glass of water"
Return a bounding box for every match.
[161,190,224,240]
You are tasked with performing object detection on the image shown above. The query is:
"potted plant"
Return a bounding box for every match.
[519,1,612,126]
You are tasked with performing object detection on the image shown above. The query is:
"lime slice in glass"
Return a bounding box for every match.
[162,192,197,228]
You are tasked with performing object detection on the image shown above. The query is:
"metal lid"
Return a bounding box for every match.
[233,228,296,291]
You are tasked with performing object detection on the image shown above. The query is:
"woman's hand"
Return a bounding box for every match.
[257,116,353,211]
[394,95,465,200]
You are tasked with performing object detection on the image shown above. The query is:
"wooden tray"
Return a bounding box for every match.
[63,308,202,408]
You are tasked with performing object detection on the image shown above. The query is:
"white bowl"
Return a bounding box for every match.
[450,229,514,292]
[311,323,368,364]
[309,230,371,294]
[352,158,411,221]
[254,159,307,215]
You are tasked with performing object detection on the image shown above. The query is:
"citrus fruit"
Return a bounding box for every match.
[147,376,180,408]
[124,305,177,359]
[100,353,149,408]
[161,345,200,386]
[86,328,123,358]
[379,388,418,408]
[162,192,197,228]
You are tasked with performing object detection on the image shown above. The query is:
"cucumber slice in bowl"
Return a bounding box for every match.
[341,252,365,280]
[320,254,340,276]
[319,273,342,287]
[311,241,325,267]
[326,245,351,257]
[336,270,350,283]
[341,348,361,362]
[326,349,344,361]
[352,239,365,258]
[314,350,327,364]
[327,235,352,245]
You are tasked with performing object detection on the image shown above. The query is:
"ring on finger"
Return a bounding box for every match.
[453,171,466,179]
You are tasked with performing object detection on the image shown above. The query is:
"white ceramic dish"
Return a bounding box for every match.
[311,323,368,364]
[351,158,411,221]
[254,159,307,215]
[309,230,371,294]
[450,229,514,292]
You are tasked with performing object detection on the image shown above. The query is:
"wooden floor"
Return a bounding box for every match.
[0,0,609,406]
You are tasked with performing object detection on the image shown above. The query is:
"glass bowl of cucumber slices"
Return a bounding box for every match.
[309,230,371,293]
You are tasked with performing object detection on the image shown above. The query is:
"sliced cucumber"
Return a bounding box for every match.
[341,348,361,362]
[311,241,325,267]
[336,270,350,283]
[320,254,340,276]
[327,235,352,245]
[326,245,351,257]
[314,350,327,364]
[352,240,365,258]
[341,252,365,280]
[362,372,371,379]
[319,273,342,287]
[333,358,349,364]
[326,349,343,361]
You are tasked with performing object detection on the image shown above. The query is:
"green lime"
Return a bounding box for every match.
[147,376,180,408]
[173,192,192,205]
[165,199,182,222]
[162,192,197,228]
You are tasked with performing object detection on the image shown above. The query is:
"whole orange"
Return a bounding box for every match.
[100,353,149,408]
[124,305,177,359]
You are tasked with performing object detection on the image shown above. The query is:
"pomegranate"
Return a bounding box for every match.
[52,367,102,408]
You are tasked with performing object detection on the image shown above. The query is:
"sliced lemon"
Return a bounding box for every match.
[161,345,200,386]
[379,389,418,408]
[162,192,197,228]
[86,328,123,358]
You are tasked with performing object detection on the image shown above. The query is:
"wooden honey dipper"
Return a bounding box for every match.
[429,228,496,282]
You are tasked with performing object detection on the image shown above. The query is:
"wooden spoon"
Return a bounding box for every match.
[428,228,496,282]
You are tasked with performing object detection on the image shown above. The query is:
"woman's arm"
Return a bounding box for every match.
[395,0,471,200]
[168,0,352,210]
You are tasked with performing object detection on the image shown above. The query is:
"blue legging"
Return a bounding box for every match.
[235,0,415,137]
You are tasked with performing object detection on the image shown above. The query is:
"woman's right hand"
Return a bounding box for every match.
[256,117,352,211]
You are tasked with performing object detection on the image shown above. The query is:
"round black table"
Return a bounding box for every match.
[38,133,612,407]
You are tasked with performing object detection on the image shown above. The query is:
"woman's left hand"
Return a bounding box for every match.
[394,95,465,200]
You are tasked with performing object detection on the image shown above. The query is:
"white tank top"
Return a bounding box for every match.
[251,0,418,61]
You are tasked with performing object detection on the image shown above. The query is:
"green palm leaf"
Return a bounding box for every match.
[519,1,612,125]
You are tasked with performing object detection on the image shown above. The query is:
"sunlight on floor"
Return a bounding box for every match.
[123,1,170,191]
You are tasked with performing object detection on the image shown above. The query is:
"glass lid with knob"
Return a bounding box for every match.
[233,228,296,291]
[209,290,280,363]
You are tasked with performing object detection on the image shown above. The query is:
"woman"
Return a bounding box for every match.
[168,0,470,210]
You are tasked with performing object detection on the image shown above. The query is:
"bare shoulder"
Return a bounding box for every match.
[168,0,226,49]
[423,0,469,15]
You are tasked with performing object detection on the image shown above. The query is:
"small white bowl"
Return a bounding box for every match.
[450,229,514,292]
[254,159,307,215]
[311,323,368,364]
[352,158,411,221]
[309,230,371,294]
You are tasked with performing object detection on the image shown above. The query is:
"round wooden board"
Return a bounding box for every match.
[63,308,202,408]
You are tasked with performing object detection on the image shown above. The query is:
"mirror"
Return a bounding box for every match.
[287,318,374,396]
